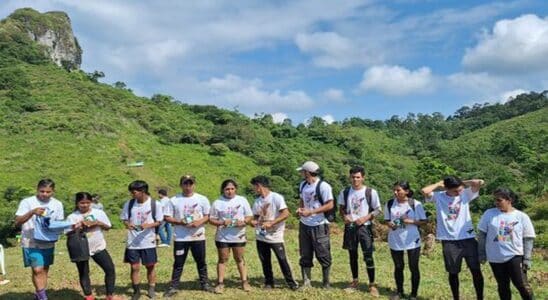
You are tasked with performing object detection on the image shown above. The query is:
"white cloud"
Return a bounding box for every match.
[447,72,503,93]
[499,89,528,103]
[270,112,289,124]
[322,88,345,102]
[321,114,336,124]
[203,74,314,113]
[295,32,379,68]
[359,65,434,96]
[463,14,548,73]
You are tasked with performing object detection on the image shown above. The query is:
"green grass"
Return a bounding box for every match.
[1,227,546,299]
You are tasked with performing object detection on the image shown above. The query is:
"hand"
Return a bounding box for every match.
[223,219,232,227]
[354,216,365,226]
[187,221,199,228]
[300,209,312,217]
[33,207,46,216]
[82,220,98,228]
[387,221,397,230]
[73,221,84,230]
[523,258,531,271]
[296,208,303,217]
[236,220,246,227]
[344,215,353,225]
[262,221,273,229]
[403,218,415,225]
[250,220,259,227]
[125,223,136,230]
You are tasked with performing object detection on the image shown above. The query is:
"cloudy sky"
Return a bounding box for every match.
[1,1,547,124]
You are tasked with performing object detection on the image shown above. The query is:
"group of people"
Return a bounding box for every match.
[14,161,536,300]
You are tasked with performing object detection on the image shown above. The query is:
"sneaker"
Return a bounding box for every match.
[242,280,252,292]
[298,280,311,291]
[0,280,9,285]
[262,284,274,290]
[157,244,169,248]
[131,292,141,300]
[389,293,401,300]
[369,283,380,298]
[163,287,178,298]
[289,283,299,291]
[147,286,156,299]
[214,283,224,294]
[344,280,359,292]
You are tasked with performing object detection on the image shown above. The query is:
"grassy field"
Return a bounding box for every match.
[0,226,546,300]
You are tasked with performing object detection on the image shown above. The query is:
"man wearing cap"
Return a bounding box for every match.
[163,175,214,297]
[296,161,334,289]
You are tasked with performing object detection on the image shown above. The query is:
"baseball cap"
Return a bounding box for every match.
[180,174,196,184]
[296,161,320,173]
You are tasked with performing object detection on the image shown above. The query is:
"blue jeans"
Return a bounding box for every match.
[158,221,172,245]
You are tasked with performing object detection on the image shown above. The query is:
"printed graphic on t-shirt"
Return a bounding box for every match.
[304,191,315,205]
[350,195,364,215]
[135,210,152,226]
[393,209,411,229]
[447,200,461,221]
[182,203,202,223]
[258,202,274,221]
[495,220,518,242]
[220,205,241,222]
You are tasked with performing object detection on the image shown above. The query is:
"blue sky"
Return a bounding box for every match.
[1,1,547,124]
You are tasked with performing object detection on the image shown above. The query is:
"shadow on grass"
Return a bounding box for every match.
[1,288,82,300]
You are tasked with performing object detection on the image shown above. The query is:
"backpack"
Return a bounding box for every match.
[299,179,337,222]
[128,198,159,233]
[66,229,90,262]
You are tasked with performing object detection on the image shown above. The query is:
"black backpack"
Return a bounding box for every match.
[341,187,374,216]
[299,179,337,222]
[128,198,159,233]
[66,229,90,262]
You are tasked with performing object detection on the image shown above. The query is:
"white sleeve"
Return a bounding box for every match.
[463,187,479,203]
[120,201,129,221]
[163,199,174,217]
[97,210,112,228]
[202,196,211,215]
[478,211,489,233]
[276,194,288,211]
[415,201,427,220]
[243,198,253,217]
[15,198,31,216]
[320,182,334,203]
[155,202,164,222]
[371,189,382,211]
[521,212,536,238]
[337,190,345,206]
[383,202,390,221]
[209,201,219,220]
[424,192,435,203]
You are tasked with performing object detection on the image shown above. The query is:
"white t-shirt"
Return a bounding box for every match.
[164,193,210,241]
[15,196,64,249]
[120,197,164,249]
[210,195,253,243]
[337,186,381,226]
[67,208,111,255]
[478,208,536,263]
[384,199,427,251]
[299,179,334,227]
[426,188,478,240]
[159,196,170,214]
[252,192,288,244]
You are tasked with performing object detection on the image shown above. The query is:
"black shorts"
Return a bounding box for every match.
[441,238,480,274]
[124,248,158,266]
[215,241,246,249]
[342,224,374,252]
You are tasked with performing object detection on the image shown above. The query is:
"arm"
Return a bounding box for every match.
[164,215,183,225]
[523,237,534,270]
[209,217,227,227]
[83,220,111,231]
[15,207,44,227]
[301,199,333,217]
[262,209,290,229]
[187,214,210,228]
[421,180,444,199]
[463,179,484,193]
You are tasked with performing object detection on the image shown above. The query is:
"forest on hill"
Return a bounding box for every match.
[0,8,546,247]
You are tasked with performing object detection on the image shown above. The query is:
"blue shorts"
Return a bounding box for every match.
[22,247,54,268]
[124,248,157,266]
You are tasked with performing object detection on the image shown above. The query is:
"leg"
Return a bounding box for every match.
[407,247,421,298]
[271,243,298,288]
[130,263,141,297]
[464,239,483,300]
[507,256,534,300]
[232,246,248,281]
[490,262,511,300]
[348,248,359,280]
[313,224,332,288]
[158,222,168,244]
[75,260,92,296]
[442,241,464,300]
[189,241,209,288]
[298,223,314,286]
[170,242,191,288]
[91,250,116,296]
[145,264,157,299]
[256,240,274,286]
[216,246,230,284]
[165,223,173,244]
[390,249,405,296]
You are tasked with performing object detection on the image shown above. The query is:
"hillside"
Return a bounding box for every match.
[0,8,546,247]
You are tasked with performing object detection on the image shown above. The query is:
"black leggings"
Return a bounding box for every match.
[390,247,420,297]
[75,249,116,296]
[490,256,533,300]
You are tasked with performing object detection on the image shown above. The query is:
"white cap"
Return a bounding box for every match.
[296,161,320,173]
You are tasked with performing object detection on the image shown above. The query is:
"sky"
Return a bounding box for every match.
[1,0,547,124]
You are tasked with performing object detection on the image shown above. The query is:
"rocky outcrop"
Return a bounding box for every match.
[8,8,82,70]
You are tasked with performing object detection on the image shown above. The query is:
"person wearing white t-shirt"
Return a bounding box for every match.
[296,161,334,289]
[249,175,299,290]
[163,175,214,298]
[209,179,253,294]
[157,188,172,247]
[421,176,485,300]
[15,179,64,300]
[120,180,163,300]
[66,192,115,300]
[477,188,535,300]
[338,166,381,297]
[384,181,428,300]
